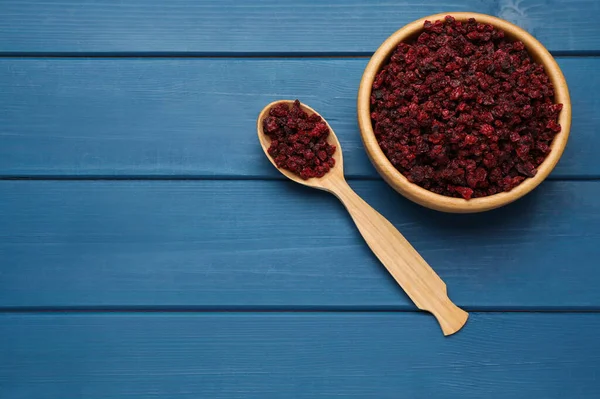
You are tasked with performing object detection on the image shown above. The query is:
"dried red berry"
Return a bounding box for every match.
[370,16,562,199]
[264,100,336,179]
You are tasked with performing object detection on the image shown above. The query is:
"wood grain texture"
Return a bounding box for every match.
[0,0,598,54]
[1,313,599,398]
[0,57,596,178]
[1,180,599,310]
[330,179,469,334]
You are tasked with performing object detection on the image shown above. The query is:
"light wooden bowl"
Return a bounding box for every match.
[357,12,572,213]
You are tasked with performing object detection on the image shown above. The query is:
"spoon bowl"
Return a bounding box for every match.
[257,100,469,336]
[257,100,344,190]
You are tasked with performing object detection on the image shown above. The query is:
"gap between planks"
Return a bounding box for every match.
[1,308,600,314]
[1,51,600,58]
[1,176,599,181]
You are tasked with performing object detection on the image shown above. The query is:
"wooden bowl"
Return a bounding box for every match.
[357,12,572,213]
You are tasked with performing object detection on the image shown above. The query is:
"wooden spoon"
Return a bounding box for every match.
[257,100,468,336]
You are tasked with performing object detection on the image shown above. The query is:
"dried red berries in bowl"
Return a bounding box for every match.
[357,12,571,213]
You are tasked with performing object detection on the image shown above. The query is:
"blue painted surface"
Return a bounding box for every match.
[0,58,597,178]
[0,0,599,54]
[0,1,599,397]
[2,313,600,399]
[1,180,599,310]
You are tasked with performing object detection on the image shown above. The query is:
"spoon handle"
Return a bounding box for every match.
[328,179,468,336]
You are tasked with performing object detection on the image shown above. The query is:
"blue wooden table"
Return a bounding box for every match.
[1,1,600,398]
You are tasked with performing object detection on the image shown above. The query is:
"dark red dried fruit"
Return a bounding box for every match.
[370,15,562,199]
[264,100,336,179]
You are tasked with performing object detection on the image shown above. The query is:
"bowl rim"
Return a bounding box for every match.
[357,12,572,213]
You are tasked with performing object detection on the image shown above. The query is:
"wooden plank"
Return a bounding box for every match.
[1,313,599,398]
[0,0,599,54]
[0,57,596,178]
[1,180,599,310]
